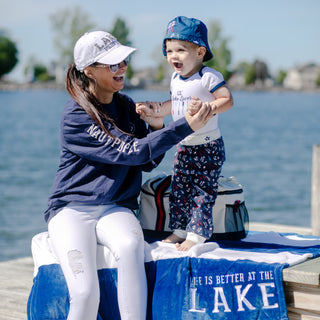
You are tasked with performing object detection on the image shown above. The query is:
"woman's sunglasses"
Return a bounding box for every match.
[93,57,129,73]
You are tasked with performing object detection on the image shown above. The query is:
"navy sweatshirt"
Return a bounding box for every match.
[44,92,193,222]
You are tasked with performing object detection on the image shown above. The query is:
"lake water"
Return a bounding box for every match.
[0,88,319,261]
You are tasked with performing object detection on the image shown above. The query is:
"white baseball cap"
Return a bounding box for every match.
[74,31,136,72]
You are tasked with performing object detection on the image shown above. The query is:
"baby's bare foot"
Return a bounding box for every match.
[176,240,196,251]
[162,233,185,244]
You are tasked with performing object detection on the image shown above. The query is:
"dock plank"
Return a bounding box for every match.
[283,257,320,286]
[287,306,320,320]
[0,257,34,320]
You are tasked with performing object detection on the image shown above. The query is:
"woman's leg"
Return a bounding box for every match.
[96,206,147,320]
[48,205,100,320]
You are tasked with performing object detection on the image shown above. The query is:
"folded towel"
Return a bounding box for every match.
[27,231,320,320]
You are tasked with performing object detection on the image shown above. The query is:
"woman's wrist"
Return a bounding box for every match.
[150,124,164,131]
[149,120,164,131]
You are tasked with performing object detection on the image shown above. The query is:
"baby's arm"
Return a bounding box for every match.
[187,85,233,118]
[210,85,234,114]
[188,85,233,118]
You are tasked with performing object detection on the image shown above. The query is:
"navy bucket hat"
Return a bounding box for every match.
[162,16,213,62]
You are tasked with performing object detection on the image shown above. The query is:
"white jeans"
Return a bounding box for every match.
[48,203,147,320]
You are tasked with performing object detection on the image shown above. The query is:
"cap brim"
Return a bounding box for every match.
[96,44,136,65]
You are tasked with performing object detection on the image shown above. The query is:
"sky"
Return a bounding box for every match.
[1,0,320,81]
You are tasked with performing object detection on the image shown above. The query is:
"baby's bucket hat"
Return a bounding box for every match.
[162,16,213,62]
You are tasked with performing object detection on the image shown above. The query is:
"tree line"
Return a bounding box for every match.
[0,6,318,87]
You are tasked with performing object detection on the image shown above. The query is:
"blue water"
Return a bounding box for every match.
[0,89,319,261]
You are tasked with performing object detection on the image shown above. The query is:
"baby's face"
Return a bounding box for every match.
[165,39,205,78]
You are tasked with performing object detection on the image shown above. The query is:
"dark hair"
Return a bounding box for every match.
[65,64,125,137]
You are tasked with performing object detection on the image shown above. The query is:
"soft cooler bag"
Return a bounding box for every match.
[138,174,249,242]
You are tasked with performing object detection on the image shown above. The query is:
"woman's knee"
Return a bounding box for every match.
[69,281,100,314]
[116,231,144,261]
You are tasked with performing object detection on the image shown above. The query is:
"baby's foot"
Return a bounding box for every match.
[162,233,185,244]
[176,239,196,251]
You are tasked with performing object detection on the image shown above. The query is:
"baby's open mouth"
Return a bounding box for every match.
[174,62,183,69]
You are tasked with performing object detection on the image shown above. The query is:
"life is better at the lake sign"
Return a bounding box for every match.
[149,256,288,320]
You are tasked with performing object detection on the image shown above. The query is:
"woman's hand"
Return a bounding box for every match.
[185,102,214,131]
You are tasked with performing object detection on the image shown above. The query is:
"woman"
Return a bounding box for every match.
[44,31,214,320]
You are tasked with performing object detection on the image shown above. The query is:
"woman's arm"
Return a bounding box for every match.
[62,99,214,167]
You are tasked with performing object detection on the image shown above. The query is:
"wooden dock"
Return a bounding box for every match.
[0,257,33,320]
[1,238,320,320]
[284,256,320,319]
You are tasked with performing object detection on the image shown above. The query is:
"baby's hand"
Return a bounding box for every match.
[136,101,162,119]
[187,97,202,116]
[136,101,151,117]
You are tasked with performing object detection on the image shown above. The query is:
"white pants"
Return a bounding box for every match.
[48,203,147,320]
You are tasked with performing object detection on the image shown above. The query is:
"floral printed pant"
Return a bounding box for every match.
[169,137,225,239]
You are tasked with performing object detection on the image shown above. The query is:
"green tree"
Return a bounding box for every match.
[245,64,256,85]
[24,56,55,82]
[205,20,232,80]
[109,17,134,79]
[50,6,96,65]
[276,70,287,85]
[109,18,132,46]
[234,61,251,74]
[33,64,55,82]
[254,60,269,82]
[243,60,270,85]
[316,73,320,87]
[0,34,18,79]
